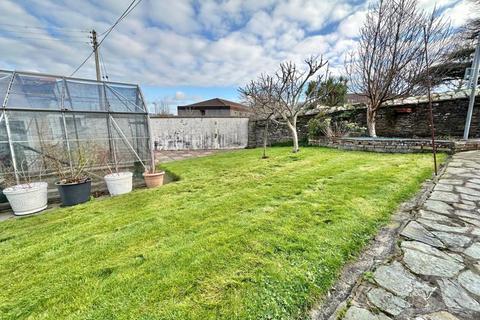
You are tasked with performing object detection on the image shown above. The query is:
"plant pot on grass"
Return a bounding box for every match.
[143,170,165,188]
[3,182,48,215]
[0,188,7,203]
[56,177,91,206]
[143,143,164,188]
[97,149,134,197]
[104,171,132,196]
[41,141,96,207]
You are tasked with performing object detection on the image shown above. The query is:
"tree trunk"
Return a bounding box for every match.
[286,120,299,153]
[262,119,269,158]
[367,108,377,137]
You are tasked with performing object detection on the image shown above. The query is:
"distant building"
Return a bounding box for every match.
[346,93,369,105]
[177,98,251,117]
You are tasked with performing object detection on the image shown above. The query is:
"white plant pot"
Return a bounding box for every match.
[104,172,133,196]
[3,182,48,216]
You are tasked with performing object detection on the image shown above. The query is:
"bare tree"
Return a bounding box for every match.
[346,0,452,137]
[240,74,276,158]
[240,56,328,153]
[151,98,172,116]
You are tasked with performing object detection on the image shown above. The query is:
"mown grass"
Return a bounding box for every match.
[0,147,444,320]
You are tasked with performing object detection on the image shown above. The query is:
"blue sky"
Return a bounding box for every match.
[0,0,472,114]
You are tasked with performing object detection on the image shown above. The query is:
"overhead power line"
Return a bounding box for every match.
[0,23,89,32]
[99,50,109,80]
[70,0,143,77]
[0,29,88,37]
[2,35,88,43]
[98,0,140,37]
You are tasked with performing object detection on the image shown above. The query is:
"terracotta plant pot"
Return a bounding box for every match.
[143,171,165,188]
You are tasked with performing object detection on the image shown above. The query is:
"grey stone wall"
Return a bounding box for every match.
[309,137,480,154]
[248,97,480,147]
[247,115,315,148]
[342,97,480,138]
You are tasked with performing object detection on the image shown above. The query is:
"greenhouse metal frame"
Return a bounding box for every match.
[0,70,153,184]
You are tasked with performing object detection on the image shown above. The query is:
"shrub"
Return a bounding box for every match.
[307,117,366,139]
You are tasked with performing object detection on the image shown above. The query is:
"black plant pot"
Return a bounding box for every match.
[0,189,7,203]
[56,178,91,206]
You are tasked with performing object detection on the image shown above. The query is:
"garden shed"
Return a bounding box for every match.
[0,70,152,200]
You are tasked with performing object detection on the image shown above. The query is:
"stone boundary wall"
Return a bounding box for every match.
[248,96,480,148]
[309,137,480,154]
[151,116,249,150]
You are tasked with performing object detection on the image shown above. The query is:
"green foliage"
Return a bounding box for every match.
[419,46,475,88]
[0,148,444,319]
[307,117,366,139]
[306,77,348,107]
[363,271,376,284]
[336,306,348,320]
[308,117,330,138]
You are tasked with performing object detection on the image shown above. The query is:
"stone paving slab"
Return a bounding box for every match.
[336,151,480,320]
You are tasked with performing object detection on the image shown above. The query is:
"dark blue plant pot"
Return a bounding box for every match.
[56,179,91,206]
[0,189,7,203]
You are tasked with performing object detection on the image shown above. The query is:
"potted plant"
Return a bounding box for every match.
[1,160,48,216]
[99,149,133,196]
[143,123,164,188]
[142,148,164,188]
[42,142,93,207]
[143,165,165,188]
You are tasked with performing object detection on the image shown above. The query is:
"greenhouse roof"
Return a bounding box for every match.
[0,70,147,114]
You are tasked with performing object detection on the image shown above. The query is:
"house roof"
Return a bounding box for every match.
[346,93,369,105]
[178,98,251,112]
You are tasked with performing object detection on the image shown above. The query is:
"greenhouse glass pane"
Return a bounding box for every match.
[0,114,7,144]
[0,117,11,171]
[65,80,107,112]
[6,74,63,110]
[0,139,13,204]
[110,114,149,164]
[105,84,145,113]
[0,72,13,104]
[0,142,12,169]
[7,111,64,144]
[65,112,110,153]
[6,111,64,175]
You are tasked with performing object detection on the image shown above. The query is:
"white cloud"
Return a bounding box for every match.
[174,91,186,100]
[148,1,198,33]
[417,0,457,10]
[0,0,469,90]
[338,10,367,38]
[442,0,479,28]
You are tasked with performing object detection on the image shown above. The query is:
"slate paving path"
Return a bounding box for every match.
[343,151,480,320]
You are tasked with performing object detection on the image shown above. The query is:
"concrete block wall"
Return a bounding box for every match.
[150,116,249,150]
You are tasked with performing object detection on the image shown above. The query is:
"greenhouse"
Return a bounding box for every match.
[0,70,152,198]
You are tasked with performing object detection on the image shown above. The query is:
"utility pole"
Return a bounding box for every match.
[91,29,113,162]
[463,36,480,140]
[91,29,102,81]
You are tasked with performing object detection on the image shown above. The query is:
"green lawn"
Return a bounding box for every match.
[0,147,443,320]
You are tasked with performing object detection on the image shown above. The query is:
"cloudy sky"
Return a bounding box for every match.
[0,0,474,113]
